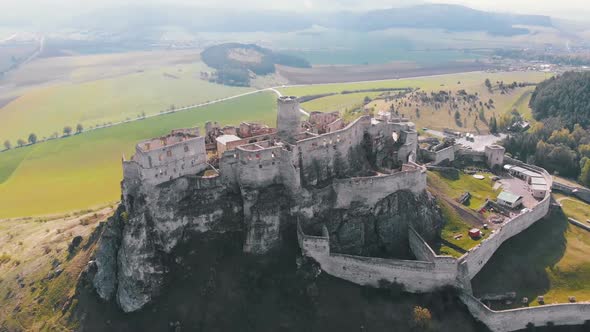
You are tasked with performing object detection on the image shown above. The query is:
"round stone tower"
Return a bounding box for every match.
[276,96,301,144]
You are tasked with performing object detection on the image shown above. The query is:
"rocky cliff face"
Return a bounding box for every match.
[93,173,443,312]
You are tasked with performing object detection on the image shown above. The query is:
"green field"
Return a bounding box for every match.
[472,205,590,307]
[0,62,251,144]
[0,92,276,218]
[301,92,381,113]
[278,71,548,97]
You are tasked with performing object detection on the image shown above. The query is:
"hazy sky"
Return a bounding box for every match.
[6,0,590,21]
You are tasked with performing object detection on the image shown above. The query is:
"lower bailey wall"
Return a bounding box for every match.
[460,293,590,332]
[332,163,426,209]
[297,222,459,292]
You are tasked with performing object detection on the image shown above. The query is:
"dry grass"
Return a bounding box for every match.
[0,206,113,330]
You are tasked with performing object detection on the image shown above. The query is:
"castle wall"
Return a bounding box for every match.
[131,136,208,186]
[459,162,552,279]
[552,182,590,204]
[296,116,370,184]
[298,222,458,292]
[235,145,284,188]
[460,293,590,332]
[332,163,426,209]
[421,145,458,165]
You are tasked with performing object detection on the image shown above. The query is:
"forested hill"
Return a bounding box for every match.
[201,43,310,86]
[530,72,590,128]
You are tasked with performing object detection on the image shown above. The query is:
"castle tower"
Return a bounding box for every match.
[276,96,301,144]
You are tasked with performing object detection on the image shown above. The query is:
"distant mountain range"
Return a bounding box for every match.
[67,4,552,36]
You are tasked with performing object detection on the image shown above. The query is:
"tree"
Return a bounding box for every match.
[363,96,372,104]
[28,133,37,144]
[413,306,432,329]
[17,138,26,147]
[485,78,492,91]
[580,158,590,187]
[489,116,498,134]
[3,140,11,150]
[63,126,73,136]
[76,123,84,134]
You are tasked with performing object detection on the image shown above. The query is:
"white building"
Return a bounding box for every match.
[497,191,524,209]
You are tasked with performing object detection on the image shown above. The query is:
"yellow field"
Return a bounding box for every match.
[0,51,251,144]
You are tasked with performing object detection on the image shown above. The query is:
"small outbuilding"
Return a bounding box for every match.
[531,184,548,199]
[469,228,482,238]
[497,191,524,209]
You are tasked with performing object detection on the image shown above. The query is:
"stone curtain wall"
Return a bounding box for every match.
[421,145,458,165]
[296,116,369,185]
[552,182,590,204]
[332,164,426,209]
[298,222,459,292]
[460,293,590,332]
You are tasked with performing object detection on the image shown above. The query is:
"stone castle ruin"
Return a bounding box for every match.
[92,95,589,332]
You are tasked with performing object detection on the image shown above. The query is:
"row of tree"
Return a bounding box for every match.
[502,119,590,186]
[2,124,84,151]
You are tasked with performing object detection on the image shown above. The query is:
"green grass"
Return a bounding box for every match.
[0,92,276,218]
[472,207,590,307]
[428,171,499,256]
[436,200,489,257]
[0,62,251,144]
[428,171,499,210]
[278,72,547,97]
[560,197,590,223]
[302,92,381,113]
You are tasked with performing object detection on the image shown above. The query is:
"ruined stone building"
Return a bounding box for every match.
[97,95,437,313]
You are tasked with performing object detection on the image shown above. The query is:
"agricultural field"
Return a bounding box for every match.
[472,205,590,308]
[301,92,381,113]
[278,71,548,96]
[0,51,253,144]
[276,61,488,85]
[0,92,276,219]
[284,71,548,134]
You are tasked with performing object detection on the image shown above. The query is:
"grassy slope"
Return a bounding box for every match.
[472,204,590,307]
[0,62,251,144]
[428,171,499,256]
[0,207,112,330]
[0,92,276,218]
[429,171,499,210]
[289,71,545,133]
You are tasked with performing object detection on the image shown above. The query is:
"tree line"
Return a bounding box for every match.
[2,124,84,151]
[503,119,590,186]
[503,71,590,186]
